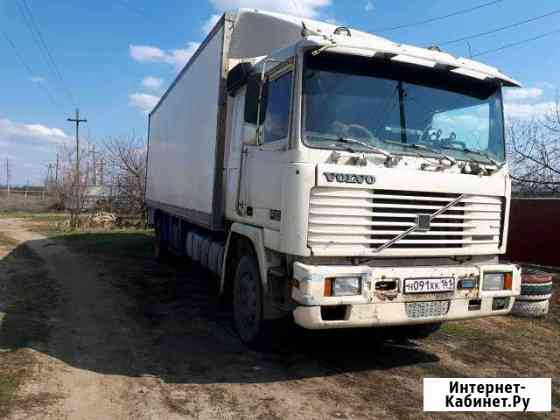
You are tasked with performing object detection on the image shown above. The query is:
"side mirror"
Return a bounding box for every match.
[244,74,267,125]
[226,62,253,96]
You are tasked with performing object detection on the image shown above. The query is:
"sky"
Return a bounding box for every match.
[0,0,559,185]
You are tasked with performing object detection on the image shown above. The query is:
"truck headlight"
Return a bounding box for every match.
[483,273,504,291]
[324,277,361,296]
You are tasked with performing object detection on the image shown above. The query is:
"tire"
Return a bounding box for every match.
[384,322,443,341]
[153,216,169,262]
[512,299,549,317]
[233,254,271,349]
[520,283,553,296]
[512,272,553,317]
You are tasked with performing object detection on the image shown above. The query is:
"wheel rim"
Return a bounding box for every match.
[235,269,260,342]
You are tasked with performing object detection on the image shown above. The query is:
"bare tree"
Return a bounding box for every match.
[48,144,91,217]
[103,135,147,214]
[507,98,560,194]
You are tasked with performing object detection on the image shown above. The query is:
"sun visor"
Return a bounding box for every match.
[299,37,521,87]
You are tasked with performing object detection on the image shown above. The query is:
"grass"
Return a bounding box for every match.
[54,229,155,260]
[439,320,489,339]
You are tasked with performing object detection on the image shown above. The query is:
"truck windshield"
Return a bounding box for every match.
[302,53,506,163]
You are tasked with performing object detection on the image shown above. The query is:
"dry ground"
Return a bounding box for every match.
[0,215,557,419]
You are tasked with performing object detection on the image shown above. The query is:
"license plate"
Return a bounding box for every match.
[406,300,450,318]
[404,277,455,294]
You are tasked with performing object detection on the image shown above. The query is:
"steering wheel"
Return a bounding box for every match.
[421,127,442,145]
[440,132,467,149]
[346,124,377,141]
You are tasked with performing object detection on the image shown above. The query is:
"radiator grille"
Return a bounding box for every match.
[308,187,503,254]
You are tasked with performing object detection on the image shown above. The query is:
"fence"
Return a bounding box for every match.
[506,198,560,267]
[0,189,54,212]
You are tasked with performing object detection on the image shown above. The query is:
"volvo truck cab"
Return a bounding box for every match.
[146,10,521,347]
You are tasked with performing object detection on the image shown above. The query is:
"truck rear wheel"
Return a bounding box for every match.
[233,254,270,348]
[153,216,169,262]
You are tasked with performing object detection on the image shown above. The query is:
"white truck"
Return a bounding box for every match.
[145,9,522,347]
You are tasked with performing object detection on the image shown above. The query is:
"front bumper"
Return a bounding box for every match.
[291,262,521,330]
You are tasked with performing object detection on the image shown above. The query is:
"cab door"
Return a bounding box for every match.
[240,67,293,229]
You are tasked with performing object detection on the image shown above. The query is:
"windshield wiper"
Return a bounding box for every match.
[336,137,394,161]
[382,140,456,166]
[412,144,456,165]
[441,145,504,168]
[463,148,504,168]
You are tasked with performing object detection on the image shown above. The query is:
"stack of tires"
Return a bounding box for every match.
[512,269,554,317]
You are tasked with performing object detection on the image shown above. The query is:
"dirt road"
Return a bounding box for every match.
[0,219,162,419]
[0,218,557,419]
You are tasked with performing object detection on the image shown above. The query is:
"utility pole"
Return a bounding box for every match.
[91,144,97,186]
[99,157,104,186]
[67,109,87,227]
[46,163,53,189]
[6,158,10,197]
[55,153,60,185]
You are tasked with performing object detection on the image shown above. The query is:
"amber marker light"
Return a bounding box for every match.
[504,272,513,290]
[324,278,333,296]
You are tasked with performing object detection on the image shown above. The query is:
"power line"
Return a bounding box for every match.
[374,0,503,33]
[0,27,63,110]
[15,0,62,101]
[17,0,77,107]
[472,28,560,57]
[437,8,560,46]
[20,0,76,106]
[6,158,11,196]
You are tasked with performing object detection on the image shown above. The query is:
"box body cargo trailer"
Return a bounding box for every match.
[146,9,522,347]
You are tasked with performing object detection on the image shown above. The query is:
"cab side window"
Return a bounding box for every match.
[263,71,292,143]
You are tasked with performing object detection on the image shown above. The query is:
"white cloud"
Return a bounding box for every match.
[142,76,164,91]
[504,101,556,120]
[502,85,558,120]
[0,118,69,146]
[202,14,222,35]
[129,93,160,114]
[535,81,556,90]
[208,0,331,18]
[168,43,200,70]
[365,0,374,12]
[130,42,200,71]
[503,87,543,101]
[0,120,70,185]
[130,45,166,62]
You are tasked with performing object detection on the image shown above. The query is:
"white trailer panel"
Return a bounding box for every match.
[146,21,229,230]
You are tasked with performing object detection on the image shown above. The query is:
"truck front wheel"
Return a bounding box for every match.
[233,254,269,348]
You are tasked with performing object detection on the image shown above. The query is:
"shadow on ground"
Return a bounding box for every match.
[0,233,440,386]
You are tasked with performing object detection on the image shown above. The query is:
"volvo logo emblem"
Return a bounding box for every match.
[323,172,376,185]
[416,214,431,231]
